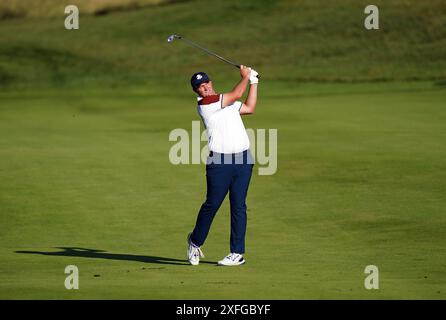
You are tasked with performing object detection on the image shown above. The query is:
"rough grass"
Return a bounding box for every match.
[0,0,445,90]
[0,0,174,18]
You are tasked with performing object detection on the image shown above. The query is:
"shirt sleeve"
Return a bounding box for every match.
[230,101,243,111]
[197,95,222,121]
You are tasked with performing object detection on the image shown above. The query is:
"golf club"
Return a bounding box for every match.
[167,34,260,78]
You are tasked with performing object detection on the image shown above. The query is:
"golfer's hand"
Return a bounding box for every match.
[240,65,251,79]
[249,69,259,84]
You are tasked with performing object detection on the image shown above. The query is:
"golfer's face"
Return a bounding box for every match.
[196,81,213,97]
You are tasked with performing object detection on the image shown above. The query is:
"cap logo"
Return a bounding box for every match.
[196,74,202,80]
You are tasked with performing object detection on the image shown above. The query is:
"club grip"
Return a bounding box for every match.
[236,65,260,79]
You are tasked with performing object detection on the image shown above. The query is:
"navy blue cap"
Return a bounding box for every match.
[190,72,210,90]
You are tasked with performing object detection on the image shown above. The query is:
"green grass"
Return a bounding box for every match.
[0,0,170,19]
[0,82,445,299]
[0,0,445,90]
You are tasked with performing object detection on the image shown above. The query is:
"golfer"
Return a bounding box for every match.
[187,65,259,266]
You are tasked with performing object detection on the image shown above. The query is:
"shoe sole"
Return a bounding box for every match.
[217,259,246,266]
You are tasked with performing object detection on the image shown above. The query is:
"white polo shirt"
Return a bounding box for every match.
[197,94,250,154]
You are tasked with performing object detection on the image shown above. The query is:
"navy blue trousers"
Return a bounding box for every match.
[190,150,254,254]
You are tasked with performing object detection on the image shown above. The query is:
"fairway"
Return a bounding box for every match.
[1,82,445,299]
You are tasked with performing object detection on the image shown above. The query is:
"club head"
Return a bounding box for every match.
[167,34,181,43]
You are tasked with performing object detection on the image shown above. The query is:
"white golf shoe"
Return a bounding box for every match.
[187,233,204,266]
[217,253,245,266]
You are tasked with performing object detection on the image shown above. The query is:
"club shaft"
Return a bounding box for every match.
[178,36,240,69]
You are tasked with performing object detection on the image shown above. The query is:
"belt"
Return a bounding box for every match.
[209,150,248,157]
[208,150,253,165]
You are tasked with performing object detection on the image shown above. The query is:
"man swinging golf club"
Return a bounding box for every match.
[187,65,259,266]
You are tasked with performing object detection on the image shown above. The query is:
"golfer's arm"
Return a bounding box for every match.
[240,84,257,115]
[222,77,249,108]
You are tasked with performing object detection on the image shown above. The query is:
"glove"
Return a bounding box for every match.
[249,68,259,85]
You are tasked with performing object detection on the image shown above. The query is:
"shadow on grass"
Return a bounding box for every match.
[15,247,216,266]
